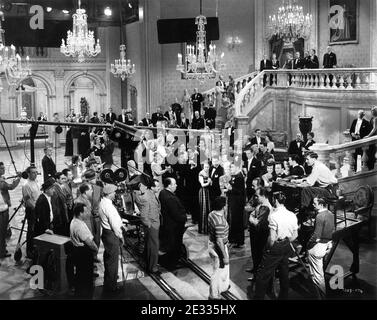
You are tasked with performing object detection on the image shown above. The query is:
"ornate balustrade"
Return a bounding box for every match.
[234,68,377,117]
[311,136,377,179]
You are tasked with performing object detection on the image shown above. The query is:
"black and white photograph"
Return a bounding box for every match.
[0,0,376,308]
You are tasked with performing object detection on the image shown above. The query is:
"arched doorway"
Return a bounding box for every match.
[69,77,98,116]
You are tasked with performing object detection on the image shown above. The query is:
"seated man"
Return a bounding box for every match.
[288,154,305,177]
[274,162,286,180]
[294,152,338,209]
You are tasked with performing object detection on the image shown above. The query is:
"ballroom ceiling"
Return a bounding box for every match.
[1,0,139,47]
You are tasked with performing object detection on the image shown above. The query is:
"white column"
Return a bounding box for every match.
[370,0,377,67]
[254,0,265,69]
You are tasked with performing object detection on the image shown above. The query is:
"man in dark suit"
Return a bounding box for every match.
[191,88,204,115]
[52,173,70,236]
[101,132,115,169]
[151,107,165,127]
[323,46,337,68]
[350,110,372,171]
[208,157,224,205]
[191,111,205,130]
[243,148,262,200]
[159,177,187,269]
[306,49,319,69]
[34,178,57,236]
[293,51,305,69]
[105,107,117,124]
[250,129,265,149]
[288,133,305,162]
[139,112,153,127]
[260,55,272,87]
[118,108,128,124]
[204,106,217,129]
[42,147,56,182]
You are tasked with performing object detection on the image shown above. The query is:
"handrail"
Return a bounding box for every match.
[312,135,377,153]
[233,67,377,118]
[202,71,259,96]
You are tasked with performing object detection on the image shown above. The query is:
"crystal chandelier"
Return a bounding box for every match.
[111,45,135,81]
[176,0,225,82]
[61,0,101,62]
[266,0,313,44]
[0,11,31,86]
[110,0,135,81]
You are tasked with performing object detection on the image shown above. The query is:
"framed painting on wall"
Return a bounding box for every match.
[329,0,358,45]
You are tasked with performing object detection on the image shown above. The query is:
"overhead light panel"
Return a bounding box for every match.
[62,9,69,14]
[104,6,112,16]
[46,7,52,13]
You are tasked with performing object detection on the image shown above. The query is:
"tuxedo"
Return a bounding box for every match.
[42,155,56,182]
[151,112,165,126]
[51,184,69,236]
[244,157,262,199]
[140,117,153,127]
[323,52,337,68]
[191,93,204,114]
[288,140,304,157]
[350,118,371,140]
[293,57,305,69]
[171,103,182,120]
[209,165,224,203]
[350,118,372,171]
[106,112,117,124]
[260,59,272,72]
[118,114,129,124]
[90,116,99,123]
[204,107,217,129]
[191,117,205,130]
[305,55,319,69]
[250,136,265,148]
[271,60,280,70]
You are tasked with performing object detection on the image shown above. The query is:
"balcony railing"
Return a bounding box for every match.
[234,68,377,117]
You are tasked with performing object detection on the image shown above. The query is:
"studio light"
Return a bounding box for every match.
[46,7,52,13]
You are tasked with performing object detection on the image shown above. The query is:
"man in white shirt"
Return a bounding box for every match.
[22,166,41,258]
[70,203,98,298]
[99,184,124,294]
[254,192,298,300]
[295,152,338,208]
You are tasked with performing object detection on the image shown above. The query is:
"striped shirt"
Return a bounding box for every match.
[208,210,229,244]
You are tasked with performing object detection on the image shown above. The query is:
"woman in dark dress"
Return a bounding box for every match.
[78,116,91,159]
[228,163,246,248]
[65,110,75,156]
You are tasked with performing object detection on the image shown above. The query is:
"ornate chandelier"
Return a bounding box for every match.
[61,0,101,62]
[110,0,135,81]
[266,0,313,44]
[111,45,135,81]
[176,0,224,82]
[0,11,31,86]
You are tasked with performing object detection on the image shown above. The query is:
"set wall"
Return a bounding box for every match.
[160,0,255,109]
[317,0,371,67]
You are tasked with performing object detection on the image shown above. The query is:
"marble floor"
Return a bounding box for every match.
[0,141,376,300]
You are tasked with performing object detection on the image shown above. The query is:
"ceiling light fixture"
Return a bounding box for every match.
[104,6,112,16]
[62,9,69,14]
[61,0,101,62]
[46,7,52,13]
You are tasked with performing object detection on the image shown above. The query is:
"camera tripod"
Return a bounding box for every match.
[6,200,24,239]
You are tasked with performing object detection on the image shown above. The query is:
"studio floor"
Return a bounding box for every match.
[0,142,376,300]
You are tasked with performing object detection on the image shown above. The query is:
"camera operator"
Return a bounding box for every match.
[0,162,21,258]
[99,184,124,295]
[254,192,298,300]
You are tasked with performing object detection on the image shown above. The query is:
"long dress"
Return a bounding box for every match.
[182,94,192,120]
[78,127,91,159]
[228,172,246,246]
[65,127,73,156]
[198,172,211,234]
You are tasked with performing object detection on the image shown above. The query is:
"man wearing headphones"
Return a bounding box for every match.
[254,192,298,300]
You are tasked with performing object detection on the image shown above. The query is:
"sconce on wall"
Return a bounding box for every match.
[227,36,242,51]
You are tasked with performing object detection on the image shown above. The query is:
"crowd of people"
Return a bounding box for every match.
[1,77,376,300]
